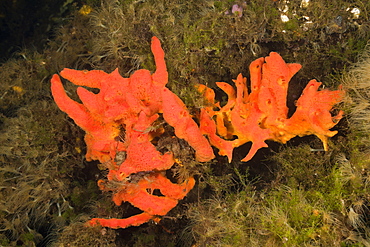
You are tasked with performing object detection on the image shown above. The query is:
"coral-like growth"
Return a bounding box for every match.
[51,37,212,229]
[88,172,195,229]
[198,52,344,162]
[51,37,214,166]
[51,38,344,229]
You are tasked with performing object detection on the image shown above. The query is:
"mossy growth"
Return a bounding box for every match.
[0,40,91,246]
[0,99,87,245]
[187,140,369,246]
[53,217,118,246]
